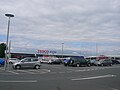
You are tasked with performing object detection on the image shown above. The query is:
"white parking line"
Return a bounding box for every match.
[67,71,73,73]
[7,71,19,74]
[71,74,116,81]
[86,69,90,71]
[91,69,95,70]
[111,88,118,90]
[94,68,99,70]
[42,69,51,72]
[16,70,35,74]
[59,72,65,73]
[50,72,57,74]
[0,68,4,70]
[28,70,43,73]
[76,69,86,72]
[67,69,75,71]
[0,80,37,83]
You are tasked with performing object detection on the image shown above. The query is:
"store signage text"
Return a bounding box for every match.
[37,50,57,54]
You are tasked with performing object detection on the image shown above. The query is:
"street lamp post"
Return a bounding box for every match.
[96,43,98,56]
[62,43,64,58]
[4,14,14,71]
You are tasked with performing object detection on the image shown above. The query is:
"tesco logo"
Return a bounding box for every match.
[37,50,57,54]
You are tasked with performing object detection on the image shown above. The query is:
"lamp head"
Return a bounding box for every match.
[5,14,14,17]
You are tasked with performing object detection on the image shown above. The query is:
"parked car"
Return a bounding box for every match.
[94,59,112,66]
[0,58,5,66]
[48,59,62,64]
[90,59,96,66]
[12,57,41,69]
[8,58,20,64]
[63,59,71,66]
[111,60,120,64]
[40,59,49,63]
[64,57,91,67]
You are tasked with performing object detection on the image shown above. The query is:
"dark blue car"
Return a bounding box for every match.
[63,56,85,66]
[63,56,91,67]
[63,59,71,66]
[0,58,5,66]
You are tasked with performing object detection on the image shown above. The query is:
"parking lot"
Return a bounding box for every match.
[0,64,120,90]
[0,64,119,75]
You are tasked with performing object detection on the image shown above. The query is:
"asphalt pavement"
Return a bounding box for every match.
[0,64,120,90]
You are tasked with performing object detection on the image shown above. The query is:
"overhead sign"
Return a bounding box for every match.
[37,50,57,54]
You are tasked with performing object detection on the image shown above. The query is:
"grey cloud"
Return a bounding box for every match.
[0,0,120,55]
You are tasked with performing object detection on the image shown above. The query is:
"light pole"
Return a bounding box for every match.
[4,14,14,71]
[96,43,98,56]
[61,43,64,58]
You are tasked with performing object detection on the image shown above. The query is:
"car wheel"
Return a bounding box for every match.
[76,64,80,67]
[64,64,67,66]
[15,65,21,69]
[87,64,91,67]
[35,65,40,69]
[101,64,104,66]
[110,64,112,66]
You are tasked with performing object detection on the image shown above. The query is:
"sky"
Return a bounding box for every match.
[0,0,120,56]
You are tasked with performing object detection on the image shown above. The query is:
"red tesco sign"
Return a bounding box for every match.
[37,50,56,54]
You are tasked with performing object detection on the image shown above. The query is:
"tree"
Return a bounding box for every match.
[0,43,6,58]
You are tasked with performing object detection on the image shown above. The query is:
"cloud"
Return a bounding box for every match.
[0,0,120,55]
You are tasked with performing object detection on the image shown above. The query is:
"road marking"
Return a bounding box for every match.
[67,71,73,73]
[50,72,57,74]
[86,69,90,71]
[51,66,61,69]
[0,68,4,70]
[7,71,19,74]
[59,72,65,73]
[67,69,75,71]
[71,74,116,81]
[42,69,51,72]
[91,69,94,70]
[16,70,35,74]
[94,68,99,70]
[0,80,37,83]
[77,70,86,72]
[27,70,46,74]
[110,88,118,90]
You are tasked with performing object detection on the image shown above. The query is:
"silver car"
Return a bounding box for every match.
[12,57,41,69]
[95,59,112,66]
[8,58,20,64]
